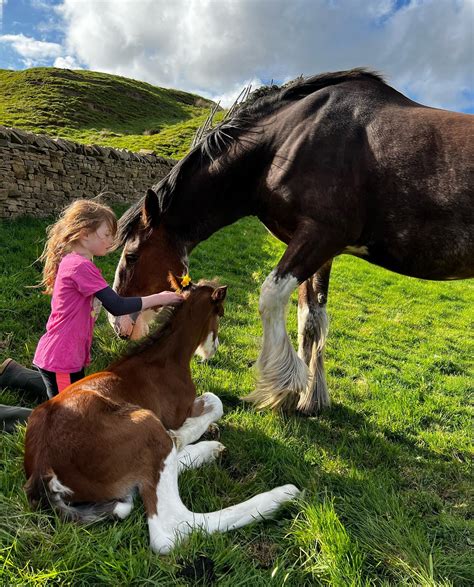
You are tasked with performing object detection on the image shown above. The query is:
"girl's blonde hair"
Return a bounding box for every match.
[39,200,117,294]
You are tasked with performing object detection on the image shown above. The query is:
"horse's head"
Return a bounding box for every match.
[111,188,187,338]
[176,277,227,360]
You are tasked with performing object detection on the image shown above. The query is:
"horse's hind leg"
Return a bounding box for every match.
[297,260,332,414]
[146,445,300,554]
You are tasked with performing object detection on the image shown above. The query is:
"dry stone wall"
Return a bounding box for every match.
[0,126,176,218]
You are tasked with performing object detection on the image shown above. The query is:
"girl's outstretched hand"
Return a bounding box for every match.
[155,291,184,306]
[141,291,184,310]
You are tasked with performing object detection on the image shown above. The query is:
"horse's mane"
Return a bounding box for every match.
[199,68,384,159]
[109,280,220,367]
[117,68,384,244]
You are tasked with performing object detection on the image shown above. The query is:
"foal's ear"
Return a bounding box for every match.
[212,286,227,302]
[142,189,160,226]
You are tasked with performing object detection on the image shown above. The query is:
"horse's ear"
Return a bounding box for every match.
[212,286,227,302]
[142,189,160,226]
[168,271,182,292]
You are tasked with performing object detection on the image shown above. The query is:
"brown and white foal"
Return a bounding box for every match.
[24,281,300,553]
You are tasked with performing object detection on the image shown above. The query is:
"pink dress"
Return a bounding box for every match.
[34,252,108,373]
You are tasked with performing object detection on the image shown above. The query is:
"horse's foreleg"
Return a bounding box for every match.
[244,226,339,413]
[147,446,300,554]
[297,260,332,414]
[170,393,223,450]
[244,269,306,411]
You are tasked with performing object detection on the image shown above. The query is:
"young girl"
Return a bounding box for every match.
[2,199,182,403]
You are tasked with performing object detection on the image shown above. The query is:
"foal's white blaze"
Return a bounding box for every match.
[246,270,309,410]
[148,446,301,554]
[195,332,218,360]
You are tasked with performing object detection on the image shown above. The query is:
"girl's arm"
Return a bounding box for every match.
[95,287,182,317]
[140,291,183,310]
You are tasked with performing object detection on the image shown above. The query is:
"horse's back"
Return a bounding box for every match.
[263,83,473,280]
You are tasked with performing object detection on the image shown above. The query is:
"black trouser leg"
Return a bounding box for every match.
[0,404,32,433]
[0,359,47,402]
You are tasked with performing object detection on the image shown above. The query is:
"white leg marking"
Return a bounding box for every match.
[245,270,309,410]
[297,303,330,414]
[177,441,226,472]
[170,393,224,450]
[148,447,301,554]
[113,494,134,519]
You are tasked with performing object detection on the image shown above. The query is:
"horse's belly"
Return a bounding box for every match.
[358,236,474,280]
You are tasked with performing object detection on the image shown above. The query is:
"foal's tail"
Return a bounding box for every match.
[24,470,119,523]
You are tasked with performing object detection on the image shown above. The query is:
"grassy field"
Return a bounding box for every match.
[0,68,221,159]
[0,210,472,585]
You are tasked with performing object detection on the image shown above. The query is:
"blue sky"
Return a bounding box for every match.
[0,0,472,111]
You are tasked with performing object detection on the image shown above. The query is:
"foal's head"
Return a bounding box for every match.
[176,277,227,360]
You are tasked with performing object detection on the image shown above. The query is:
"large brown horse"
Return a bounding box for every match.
[112,68,474,416]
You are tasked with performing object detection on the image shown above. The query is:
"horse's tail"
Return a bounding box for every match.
[24,469,119,523]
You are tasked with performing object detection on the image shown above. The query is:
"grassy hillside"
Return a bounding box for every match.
[0,213,473,585]
[0,68,222,159]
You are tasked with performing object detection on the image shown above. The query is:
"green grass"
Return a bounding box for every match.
[0,68,220,159]
[0,213,473,585]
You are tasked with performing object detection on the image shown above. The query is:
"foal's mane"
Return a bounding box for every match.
[109,280,219,367]
[117,68,384,245]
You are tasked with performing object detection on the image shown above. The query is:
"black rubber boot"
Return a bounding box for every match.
[0,404,32,433]
[0,359,47,403]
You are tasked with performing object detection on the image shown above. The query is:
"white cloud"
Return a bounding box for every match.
[0,33,62,60]
[53,0,473,111]
[53,54,79,69]
[3,1,472,110]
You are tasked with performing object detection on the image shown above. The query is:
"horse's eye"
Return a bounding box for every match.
[125,253,139,263]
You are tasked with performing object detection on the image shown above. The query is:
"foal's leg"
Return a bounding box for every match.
[113,493,134,519]
[177,441,226,472]
[297,260,332,414]
[170,393,224,449]
[147,446,300,554]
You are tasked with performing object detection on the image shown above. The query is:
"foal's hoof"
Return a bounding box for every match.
[209,441,227,461]
[201,423,220,441]
[273,484,302,503]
